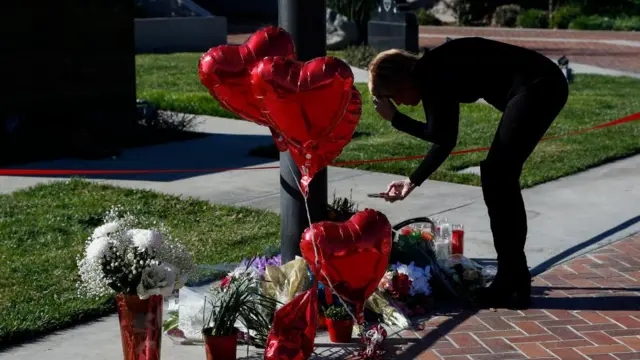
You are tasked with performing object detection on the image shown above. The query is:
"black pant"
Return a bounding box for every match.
[481,73,569,277]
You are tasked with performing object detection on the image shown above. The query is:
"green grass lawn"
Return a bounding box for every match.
[0,179,280,348]
[137,52,640,188]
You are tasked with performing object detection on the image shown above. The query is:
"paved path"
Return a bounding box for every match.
[398,233,640,360]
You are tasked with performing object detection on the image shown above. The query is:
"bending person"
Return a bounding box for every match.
[368,37,569,309]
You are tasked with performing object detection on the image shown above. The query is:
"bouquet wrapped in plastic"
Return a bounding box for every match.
[261,256,312,310]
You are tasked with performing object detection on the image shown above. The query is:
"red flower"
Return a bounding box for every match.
[400,227,413,236]
[421,231,434,241]
[389,273,411,298]
[220,276,231,288]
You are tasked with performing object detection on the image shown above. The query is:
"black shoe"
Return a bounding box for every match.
[476,269,532,310]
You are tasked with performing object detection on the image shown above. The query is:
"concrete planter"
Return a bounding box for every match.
[135,16,227,53]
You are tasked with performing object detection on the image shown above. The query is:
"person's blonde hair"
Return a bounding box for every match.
[368,49,420,98]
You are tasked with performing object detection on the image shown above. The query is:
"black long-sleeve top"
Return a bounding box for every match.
[392,37,561,186]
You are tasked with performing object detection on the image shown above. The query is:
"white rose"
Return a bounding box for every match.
[137,262,178,299]
[92,221,121,239]
[127,229,164,251]
[86,236,111,261]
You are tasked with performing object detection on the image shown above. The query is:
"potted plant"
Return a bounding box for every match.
[77,207,195,360]
[202,267,278,360]
[324,304,354,343]
[317,307,327,329]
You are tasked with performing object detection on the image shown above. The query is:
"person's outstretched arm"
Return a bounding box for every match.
[391,98,459,186]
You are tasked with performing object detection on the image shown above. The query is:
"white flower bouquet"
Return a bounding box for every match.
[77,206,195,299]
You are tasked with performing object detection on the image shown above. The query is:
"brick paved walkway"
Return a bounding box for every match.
[389,233,640,360]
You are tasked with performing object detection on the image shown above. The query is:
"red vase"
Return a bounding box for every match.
[204,334,237,360]
[326,319,354,343]
[116,293,163,360]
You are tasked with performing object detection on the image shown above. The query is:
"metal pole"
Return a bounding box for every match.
[278,0,328,263]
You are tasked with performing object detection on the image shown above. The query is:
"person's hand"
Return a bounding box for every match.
[372,96,397,122]
[383,179,416,203]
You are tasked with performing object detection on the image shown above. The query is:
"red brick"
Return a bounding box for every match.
[577,344,633,355]
[479,338,517,353]
[478,317,515,331]
[582,331,620,345]
[572,323,624,332]
[513,322,549,335]
[538,318,588,327]
[607,329,640,337]
[474,330,524,339]
[451,324,493,333]
[546,326,583,340]
[587,355,620,360]
[507,335,559,343]
[448,333,481,348]
[432,339,456,349]
[548,348,588,360]
[615,352,640,359]
[619,337,640,351]
[476,309,523,318]
[575,312,613,324]
[538,275,572,286]
[505,315,554,322]
[470,354,527,360]
[611,316,640,329]
[416,350,443,360]
[435,346,490,357]
[515,343,553,358]
[545,309,579,320]
[540,339,593,349]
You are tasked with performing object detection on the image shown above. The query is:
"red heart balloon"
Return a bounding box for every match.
[251,56,362,193]
[198,26,295,151]
[300,209,392,307]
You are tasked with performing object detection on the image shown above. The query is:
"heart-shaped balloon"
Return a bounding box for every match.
[251,56,362,193]
[300,209,392,307]
[198,26,295,151]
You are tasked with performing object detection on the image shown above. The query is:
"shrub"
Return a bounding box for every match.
[551,4,582,29]
[492,4,522,27]
[415,8,442,26]
[343,45,379,69]
[569,15,615,30]
[613,16,640,31]
[327,0,377,43]
[517,8,549,28]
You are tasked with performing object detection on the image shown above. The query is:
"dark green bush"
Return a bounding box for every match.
[551,4,582,29]
[613,16,640,31]
[517,8,549,28]
[569,15,615,30]
[415,8,442,26]
[492,4,522,27]
[343,45,379,69]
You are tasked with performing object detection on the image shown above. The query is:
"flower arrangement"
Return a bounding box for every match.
[202,265,279,348]
[76,207,195,299]
[378,262,433,316]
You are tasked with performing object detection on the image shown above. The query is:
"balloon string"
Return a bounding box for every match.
[285,162,364,337]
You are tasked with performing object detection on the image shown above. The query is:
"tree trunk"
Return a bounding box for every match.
[548,0,553,28]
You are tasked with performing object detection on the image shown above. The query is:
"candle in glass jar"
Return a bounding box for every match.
[452,224,464,255]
